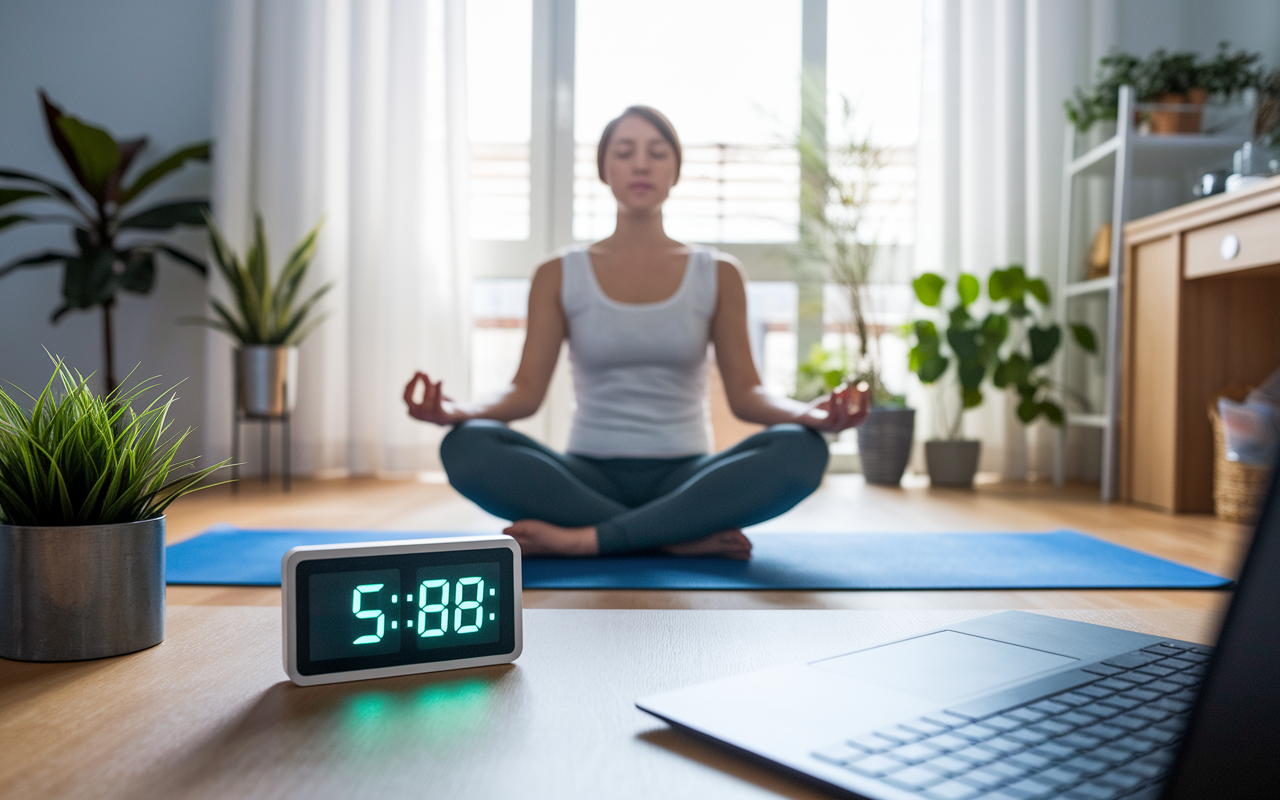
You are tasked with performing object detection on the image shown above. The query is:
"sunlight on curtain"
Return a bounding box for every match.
[210,0,470,477]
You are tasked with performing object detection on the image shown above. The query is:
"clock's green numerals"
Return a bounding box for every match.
[348,576,488,646]
[351,583,387,645]
[418,577,486,637]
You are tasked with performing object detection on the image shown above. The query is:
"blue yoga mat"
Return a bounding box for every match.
[166,526,1229,590]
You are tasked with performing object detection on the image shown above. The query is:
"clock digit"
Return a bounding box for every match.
[453,577,484,634]
[418,578,449,637]
[351,583,386,645]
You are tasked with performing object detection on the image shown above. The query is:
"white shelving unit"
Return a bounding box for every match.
[1053,86,1246,500]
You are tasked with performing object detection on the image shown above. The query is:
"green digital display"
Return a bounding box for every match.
[302,558,507,669]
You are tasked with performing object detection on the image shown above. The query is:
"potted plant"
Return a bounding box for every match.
[0,92,211,393]
[1065,43,1263,135]
[193,214,330,418]
[0,358,226,661]
[907,266,1097,487]
[797,97,912,486]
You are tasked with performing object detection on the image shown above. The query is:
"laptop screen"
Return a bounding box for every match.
[1164,463,1280,798]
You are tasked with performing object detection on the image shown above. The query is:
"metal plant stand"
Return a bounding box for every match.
[231,406,291,492]
[230,348,295,493]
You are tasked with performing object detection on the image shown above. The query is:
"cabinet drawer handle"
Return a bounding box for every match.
[1220,234,1240,260]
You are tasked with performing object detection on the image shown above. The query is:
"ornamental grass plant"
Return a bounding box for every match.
[0,358,227,526]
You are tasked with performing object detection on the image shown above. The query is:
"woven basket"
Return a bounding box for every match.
[1209,403,1271,524]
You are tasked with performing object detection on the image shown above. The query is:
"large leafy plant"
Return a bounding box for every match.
[0,92,211,392]
[907,266,1097,439]
[0,357,227,527]
[194,213,330,345]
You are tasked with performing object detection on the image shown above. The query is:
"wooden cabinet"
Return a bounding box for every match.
[1121,176,1280,513]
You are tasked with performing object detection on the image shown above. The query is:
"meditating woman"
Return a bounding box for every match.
[404,106,869,559]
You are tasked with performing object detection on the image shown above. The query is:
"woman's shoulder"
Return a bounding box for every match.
[707,249,746,284]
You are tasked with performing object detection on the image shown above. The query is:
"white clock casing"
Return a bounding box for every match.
[282,534,522,686]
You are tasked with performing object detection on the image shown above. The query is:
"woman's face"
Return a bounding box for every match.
[601,114,678,212]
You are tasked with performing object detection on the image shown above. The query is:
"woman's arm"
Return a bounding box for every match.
[405,258,566,425]
[710,257,868,433]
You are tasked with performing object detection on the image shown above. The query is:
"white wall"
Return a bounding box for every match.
[1115,0,1280,67]
[0,0,214,456]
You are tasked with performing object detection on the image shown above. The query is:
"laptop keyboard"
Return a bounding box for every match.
[811,640,1212,800]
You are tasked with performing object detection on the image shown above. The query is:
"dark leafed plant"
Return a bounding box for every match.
[0,357,228,527]
[192,213,331,345]
[0,92,211,393]
[908,266,1097,438]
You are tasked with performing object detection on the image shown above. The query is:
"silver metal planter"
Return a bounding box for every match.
[0,517,165,661]
[925,439,982,488]
[236,345,298,417]
[857,408,916,486]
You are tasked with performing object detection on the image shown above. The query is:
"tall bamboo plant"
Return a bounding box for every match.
[0,92,211,393]
[192,213,331,346]
[797,86,901,407]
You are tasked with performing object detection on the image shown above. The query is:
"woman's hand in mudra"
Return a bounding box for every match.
[403,371,469,426]
[803,382,871,433]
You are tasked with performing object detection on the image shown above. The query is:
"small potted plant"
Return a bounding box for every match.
[193,214,330,418]
[0,358,226,661]
[907,272,999,487]
[907,267,1097,487]
[1065,42,1263,135]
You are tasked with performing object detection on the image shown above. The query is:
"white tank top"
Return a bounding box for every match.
[560,245,719,458]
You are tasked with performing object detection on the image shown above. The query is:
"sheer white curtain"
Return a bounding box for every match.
[916,0,1091,479]
[208,0,470,477]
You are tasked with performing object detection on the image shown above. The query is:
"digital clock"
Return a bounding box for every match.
[282,535,522,686]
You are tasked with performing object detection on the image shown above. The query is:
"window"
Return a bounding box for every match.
[467,0,532,241]
[574,0,802,243]
[465,1,923,442]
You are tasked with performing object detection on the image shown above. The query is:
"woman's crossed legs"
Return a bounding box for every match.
[440,419,829,558]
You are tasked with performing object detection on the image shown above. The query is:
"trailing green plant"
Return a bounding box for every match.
[0,357,229,527]
[192,213,331,345]
[907,266,1098,439]
[0,92,211,392]
[1066,42,1264,133]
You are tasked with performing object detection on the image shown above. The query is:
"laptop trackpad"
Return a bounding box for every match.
[812,630,1078,702]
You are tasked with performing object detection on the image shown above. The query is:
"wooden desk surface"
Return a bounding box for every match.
[0,607,1219,800]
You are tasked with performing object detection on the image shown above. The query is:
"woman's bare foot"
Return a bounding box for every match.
[661,529,752,560]
[503,519,600,557]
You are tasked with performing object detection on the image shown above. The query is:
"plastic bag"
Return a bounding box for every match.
[1219,398,1279,465]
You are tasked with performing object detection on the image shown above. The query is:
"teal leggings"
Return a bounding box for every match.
[440,420,829,554]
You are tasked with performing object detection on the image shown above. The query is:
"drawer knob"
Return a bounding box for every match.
[1220,234,1240,260]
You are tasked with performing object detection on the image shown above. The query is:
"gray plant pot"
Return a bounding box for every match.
[236,345,298,417]
[0,517,165,661]
[857,408,916,486]
[925,439,982,488]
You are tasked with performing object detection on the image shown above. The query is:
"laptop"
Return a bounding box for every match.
[637,466,1280,799]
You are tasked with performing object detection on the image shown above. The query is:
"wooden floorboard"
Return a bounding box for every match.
[163,474,1249,614]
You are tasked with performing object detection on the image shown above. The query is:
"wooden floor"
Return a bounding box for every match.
[165,473,1250,615]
